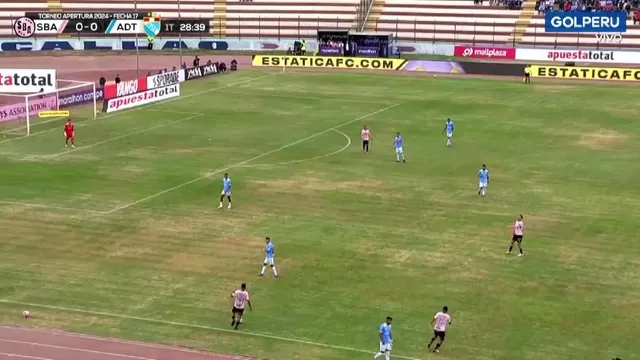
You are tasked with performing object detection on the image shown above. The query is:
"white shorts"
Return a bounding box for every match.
[447,132,453,139]
[264,256,275,265]
[395,147,403,154]
[221,190,231,196]
[379,342,392,352]
[479,181,488,188]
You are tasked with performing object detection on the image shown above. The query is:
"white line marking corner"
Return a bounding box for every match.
[0,299,419,360]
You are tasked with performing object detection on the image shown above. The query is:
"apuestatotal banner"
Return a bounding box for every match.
[515,48,640,64]
[544,12,627,33]
[0,69,57,94]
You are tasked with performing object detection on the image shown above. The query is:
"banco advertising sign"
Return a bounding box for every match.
[544,12,627,32]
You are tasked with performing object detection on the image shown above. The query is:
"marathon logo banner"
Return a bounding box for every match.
[184,63,219,81]
[530,65,640,81]
[59,88,104,109]
[252,55,407,71]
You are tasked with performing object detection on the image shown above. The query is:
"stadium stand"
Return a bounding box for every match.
[0,0,639,48]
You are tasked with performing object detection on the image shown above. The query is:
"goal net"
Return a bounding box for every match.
[0,79,98,137]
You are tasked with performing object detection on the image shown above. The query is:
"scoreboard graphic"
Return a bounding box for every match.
[12,12,210,38]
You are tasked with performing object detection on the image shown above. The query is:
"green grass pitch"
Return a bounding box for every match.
[0,69,639,360]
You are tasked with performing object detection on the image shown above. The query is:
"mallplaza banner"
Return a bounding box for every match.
[529,65,640,81]
[252,55,408,70]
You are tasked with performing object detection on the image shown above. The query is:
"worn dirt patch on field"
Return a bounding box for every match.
[249,171,388,196]
[577,129,628,150]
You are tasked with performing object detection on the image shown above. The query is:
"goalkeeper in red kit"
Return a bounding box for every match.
[64,120,75,148]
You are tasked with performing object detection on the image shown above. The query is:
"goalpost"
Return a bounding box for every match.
[0,79,97,137]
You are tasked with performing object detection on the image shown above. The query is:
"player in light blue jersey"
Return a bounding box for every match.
[393,132,406,163]
[259,236,279,278]
[218,173,232,209]
[442,118,454,147]
[477,164,489,197]
[374,316,393,360]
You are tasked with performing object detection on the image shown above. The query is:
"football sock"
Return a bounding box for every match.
[434,343,442,350]
[519,248,524,255]
[272,266,278,276]
[227,196,231,203]
[261,266,266,275]
[428,337,436,347]
[219,202,223,207]
[508,245,513,253]
[385,353,390,360]
[447,139,451,146]
[374,352,383,359]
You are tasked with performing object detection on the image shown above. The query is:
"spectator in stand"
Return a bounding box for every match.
[98,75,106,87]
[172,66,177,71]
[635,9,640,23]
[193,56,200,67]
[147,71,151,76]
[115,74,121,84]
[231,59,237,71]
[181,62,187,69]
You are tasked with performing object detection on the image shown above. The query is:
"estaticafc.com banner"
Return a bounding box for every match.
[252,55,408,71]
[102,84,181,113]
[516,48,640,64]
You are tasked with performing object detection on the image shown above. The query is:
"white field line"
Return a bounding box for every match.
[0,73,276,146]
[0,353,53,360]
[0,326,260,360]
[0,300,420,360]
[218,89,393,105]
[40,113,203,159]
[0,339,154,360]
[0,201,107,214]
[240,129,351,169]
[104,103,400,214]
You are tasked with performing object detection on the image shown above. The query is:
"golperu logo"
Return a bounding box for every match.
[103,84,181,113]
[454,46,516,60]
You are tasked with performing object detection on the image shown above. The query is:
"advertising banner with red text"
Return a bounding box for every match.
[104,76,148,99]
[454,46,516,60]
[515,48,640,64]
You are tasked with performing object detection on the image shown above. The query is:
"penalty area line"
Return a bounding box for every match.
[0,73,276,146]
[104,103,400,214]
[0,299,420,360]
[239,129,352,169]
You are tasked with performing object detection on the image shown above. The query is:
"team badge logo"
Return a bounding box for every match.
[143,14,161,40]
[13,17,35,38]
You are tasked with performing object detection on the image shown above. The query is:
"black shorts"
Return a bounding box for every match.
[512,234,523,242]
[362,140,369,148]
[524,73,530,77]
[232,307,244,316]
[434,330,446,341]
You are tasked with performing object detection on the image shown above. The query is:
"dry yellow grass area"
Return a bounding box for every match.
[248,171,391,198]
[577,129,628,150]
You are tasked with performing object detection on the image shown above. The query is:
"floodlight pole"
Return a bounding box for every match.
[135,0,140,78]
[179,0,183,69]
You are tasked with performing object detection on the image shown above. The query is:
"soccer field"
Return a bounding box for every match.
[0,69,639,360]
